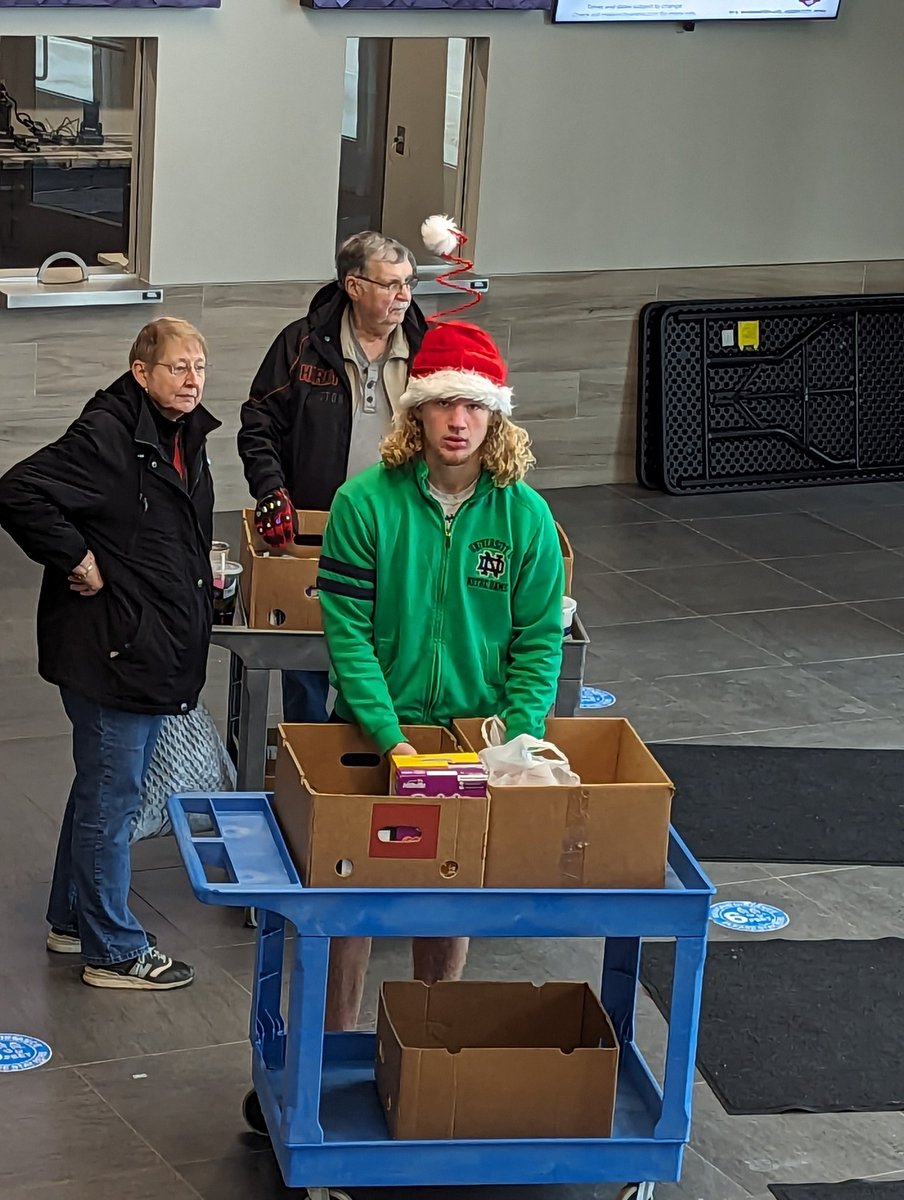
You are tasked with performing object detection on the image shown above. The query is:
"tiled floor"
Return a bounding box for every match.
[4,481,904,1198]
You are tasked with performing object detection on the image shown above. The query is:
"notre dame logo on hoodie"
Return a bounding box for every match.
[467,538,510,593]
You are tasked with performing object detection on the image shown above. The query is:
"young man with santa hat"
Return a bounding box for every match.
[315,219,565,1030]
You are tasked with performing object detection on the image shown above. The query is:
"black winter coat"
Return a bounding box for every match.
[0,373,221,715]
[237,282,427,510]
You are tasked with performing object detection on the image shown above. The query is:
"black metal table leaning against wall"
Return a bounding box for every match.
[636,293,904,495]
[210,613,591,792]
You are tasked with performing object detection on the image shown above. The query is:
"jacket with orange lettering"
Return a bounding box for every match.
[238,282,427,511]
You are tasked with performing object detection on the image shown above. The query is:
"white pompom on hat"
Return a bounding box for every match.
[400,214,513,415]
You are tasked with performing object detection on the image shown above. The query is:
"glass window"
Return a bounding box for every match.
[0,36,140,272]
[342,38,359,141]
[36,37,95,105]
[443,38,467,169]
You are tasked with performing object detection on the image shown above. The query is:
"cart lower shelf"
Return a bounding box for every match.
[255,1031,685,1191]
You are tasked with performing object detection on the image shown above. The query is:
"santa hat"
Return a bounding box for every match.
[399,322,512,414]
[398,215,513,415]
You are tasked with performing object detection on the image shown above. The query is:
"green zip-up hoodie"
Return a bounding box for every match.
[317,459,564,754]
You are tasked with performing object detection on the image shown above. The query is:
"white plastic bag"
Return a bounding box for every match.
[476,716,580,787]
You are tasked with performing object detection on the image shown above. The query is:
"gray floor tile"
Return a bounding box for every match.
[655,666,880,733]
[540,485,666,527]
[586,616,784,682]
[776,866,904,939]
[574,572,695,626]
[0,732,74,819]
[688,514,878,560]
[130,866,257,950]
[0,1067,163,1192]
[793,481,904,513]
[81,1042,255,1167]
[853,599,904,634]
[19,1165,202,1198]
[713,605,904,665]
[0,674,69,739]
[0,616,39,674]
[576,678,733,742]
[576,522,746,571]
[1,792,62,888]
[802,656,904,719]
[687,1083,904,1197]
[0,944,250,1065]
[684,719,904,749]
[767,550,904,603]
[814,506,904,550]
[624,560,832,617]
[698,862,774,887]
[630,488,795,519]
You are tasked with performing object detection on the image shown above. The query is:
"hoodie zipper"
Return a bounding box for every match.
[422,485,481,720]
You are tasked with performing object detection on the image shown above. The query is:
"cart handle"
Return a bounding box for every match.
[167,792,301,905]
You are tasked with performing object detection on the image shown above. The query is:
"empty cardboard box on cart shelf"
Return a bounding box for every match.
[375,980,619,1140]
[453,717,674,890]
[239,508,328,631]
[273,723,488,888]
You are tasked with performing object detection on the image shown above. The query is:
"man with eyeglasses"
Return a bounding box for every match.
[238,231,427,723]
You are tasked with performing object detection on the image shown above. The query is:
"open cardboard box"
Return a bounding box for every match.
[376,980,619,1140]
[273,723,488,888]
[454,717,674,890]
[238,508,328,631]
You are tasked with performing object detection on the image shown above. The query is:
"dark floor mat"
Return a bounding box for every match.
[641,938,904,1115]
[771,1184,904,1200]
[651,743,904,864]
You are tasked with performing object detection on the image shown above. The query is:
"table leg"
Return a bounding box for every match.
[235,664,270,791]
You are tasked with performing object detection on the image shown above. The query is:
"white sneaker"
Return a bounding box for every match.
[82,946,194,991]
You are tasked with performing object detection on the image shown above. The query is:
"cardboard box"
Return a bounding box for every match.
[376,980,619,1140]
[273,723,488,888]
[453,717,674,890]
[556,521,574,595]
[238,508,328,631]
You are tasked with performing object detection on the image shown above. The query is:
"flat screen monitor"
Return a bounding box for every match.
[552,1,841,24]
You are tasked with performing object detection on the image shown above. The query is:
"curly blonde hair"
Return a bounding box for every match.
[381,410,535,486]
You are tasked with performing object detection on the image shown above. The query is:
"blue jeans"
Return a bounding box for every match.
[282,670,330,723]
[47,688,163,966]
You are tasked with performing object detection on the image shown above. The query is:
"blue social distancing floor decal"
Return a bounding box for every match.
[710,901,790,933]
[0,1034,53,1072]
[580,687,616,709]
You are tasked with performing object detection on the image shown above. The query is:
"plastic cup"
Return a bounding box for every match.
[562,595,577,636]
[213,560,243,626]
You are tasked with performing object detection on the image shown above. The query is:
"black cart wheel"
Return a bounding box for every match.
[242,1088,269,1136]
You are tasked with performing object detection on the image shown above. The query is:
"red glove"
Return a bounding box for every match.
[254,489,297,549]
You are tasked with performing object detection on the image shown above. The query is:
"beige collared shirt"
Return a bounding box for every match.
[341,309,410,480]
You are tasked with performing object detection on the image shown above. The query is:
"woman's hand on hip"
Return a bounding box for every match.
[69,552,105,596]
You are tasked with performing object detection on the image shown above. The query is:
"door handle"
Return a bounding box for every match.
[392,125,407,156]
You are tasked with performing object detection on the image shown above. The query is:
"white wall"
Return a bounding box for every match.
[1,0,901,282]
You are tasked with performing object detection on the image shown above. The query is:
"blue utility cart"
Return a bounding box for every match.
[169,791,714,1200]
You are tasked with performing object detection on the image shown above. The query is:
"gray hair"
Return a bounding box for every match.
[336,231,416,287]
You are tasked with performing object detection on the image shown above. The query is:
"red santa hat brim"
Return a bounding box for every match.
[398,369,513,415]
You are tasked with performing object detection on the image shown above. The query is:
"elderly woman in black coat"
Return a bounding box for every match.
[0,317,219,991]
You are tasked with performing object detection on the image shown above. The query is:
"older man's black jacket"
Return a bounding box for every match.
[238,282,427,510]
[0,373,220,715]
